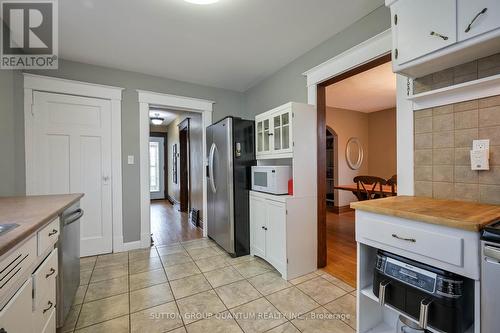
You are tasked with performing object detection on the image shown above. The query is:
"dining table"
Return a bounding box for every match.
[334,184,397,196]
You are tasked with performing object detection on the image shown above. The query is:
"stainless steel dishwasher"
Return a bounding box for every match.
[481,220,500,333]
[57,202,84,328]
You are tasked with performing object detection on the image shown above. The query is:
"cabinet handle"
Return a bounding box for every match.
[48,229,58,236]
[392,234,416,243]
[46,267,56,278]
[430,31,448,41]
[42,301,53,314]
[465,8,488,33]
[267,133,274,136]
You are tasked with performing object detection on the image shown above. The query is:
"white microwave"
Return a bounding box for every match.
[251,166,292,195]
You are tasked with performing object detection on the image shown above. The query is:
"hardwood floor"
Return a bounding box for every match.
[150,200,203,246]
[324,210,357,288]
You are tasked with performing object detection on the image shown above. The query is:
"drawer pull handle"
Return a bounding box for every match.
[46,268,56,278]
[465,8,488,33]
[392,234,416,243]
[43,301,53,314]
[48,229,58,236]
[430,31,448,41]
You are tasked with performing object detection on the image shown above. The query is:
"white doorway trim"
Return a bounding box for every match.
[302,29,414,196]
[138,90,214,248]
[23,73,127,251]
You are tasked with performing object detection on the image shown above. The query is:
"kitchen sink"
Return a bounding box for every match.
[0,223,19,236]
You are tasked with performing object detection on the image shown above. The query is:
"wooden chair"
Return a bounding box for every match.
[353,176,388,201]
[386,175,397,196]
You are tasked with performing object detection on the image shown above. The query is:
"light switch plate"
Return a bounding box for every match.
[473,139,490,151]
[127,155,135,165]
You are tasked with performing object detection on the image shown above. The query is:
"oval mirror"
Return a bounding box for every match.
[346,137,364,170]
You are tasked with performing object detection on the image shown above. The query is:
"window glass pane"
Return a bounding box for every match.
[282,113,289,125]
[274,127,281,150]
[257,133,263,152]
[257,121,263,132]
[149,142,160,192]
[282,125,289,149]
[274,115,280,127]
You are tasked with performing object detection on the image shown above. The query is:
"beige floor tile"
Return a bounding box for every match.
[186,311,243,333]
[90,264,128,283]
[129,256,163,274]
[76,293,129,329]
[170,274,212,299]
[319,273,355,293]
[182,238,215,250]
[296,277,347,305]
[247,271,292,296]
[169,327,187,333]
[130,282,174,313]
[80,269,92,285]
[187,246,221,260]
[289,272,319,285]
[204,266,244,288]
[74,315,129,333]
[129,247,159,261]
[129,268,167,291]
[230,297,286,333]
[130,301,183,333]
[73,285,87,305]
[80,257,96,271]
[161,252,193,267]
[165,261,202,281]
[177,289,227,324]
[157,244,186,256]
[94,252,129,268]
[291,307,355,333]
[266,287,319,320]
[215,280,261,309]
[324,293,356,329]
[61,304,81,332]
[194,255,229,273]
[233,260,272,278]
[225,255,255,266]
[84,276,128,302]
[266,322,300,333]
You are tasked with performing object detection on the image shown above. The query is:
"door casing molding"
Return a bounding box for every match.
[23,73,126,252]
[138,90,214,249]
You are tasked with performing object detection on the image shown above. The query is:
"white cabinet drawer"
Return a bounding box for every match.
[32,249,58,309]
[37,218,60,256]
[33,278,56,331]
[0,279,33,333]
[0,237,37,305]
[355,211,480,279]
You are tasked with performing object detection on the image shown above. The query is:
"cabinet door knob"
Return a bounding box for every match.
[465,8,488,33]
[46,267,56,278]
[43,301,53,314]
[48,229,58,236]
[430,31,448,41]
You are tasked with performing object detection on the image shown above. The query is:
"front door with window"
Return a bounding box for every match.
[150,136,165,200]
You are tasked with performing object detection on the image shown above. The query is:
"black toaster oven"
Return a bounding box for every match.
[373,251,473,333]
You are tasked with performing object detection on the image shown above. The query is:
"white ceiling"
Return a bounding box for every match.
[149,109,179,126]
[60,0,384,92]
[326,62,396,113]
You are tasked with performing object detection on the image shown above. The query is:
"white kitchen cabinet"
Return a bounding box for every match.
[249,191,316,280]
[0,280,33,333]
[458,0,500,41]
[391,0,456,65]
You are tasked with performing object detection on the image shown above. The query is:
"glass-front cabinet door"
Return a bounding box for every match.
[272,110,292,154]
[256,118,271,154]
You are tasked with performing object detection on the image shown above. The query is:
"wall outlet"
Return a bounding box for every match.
[127,155,135,165]
[473,139,490,151]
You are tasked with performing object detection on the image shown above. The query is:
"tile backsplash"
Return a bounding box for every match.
[413,53,500,94]
[414,95,500,204]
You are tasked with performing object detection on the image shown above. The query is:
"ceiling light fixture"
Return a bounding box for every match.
[151,113,164,126]
[184,0,219,5]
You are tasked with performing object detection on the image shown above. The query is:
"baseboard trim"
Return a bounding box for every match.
[166,195,179,205]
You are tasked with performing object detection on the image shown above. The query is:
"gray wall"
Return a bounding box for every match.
[244,6,390,117]
[0,60,244,243]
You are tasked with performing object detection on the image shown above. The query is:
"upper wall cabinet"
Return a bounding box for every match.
[386,0,500,78]
[392,0,456,65]
[256,103,294,159]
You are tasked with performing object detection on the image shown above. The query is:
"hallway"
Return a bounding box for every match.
[324,211,356,288]
[151,200,203,246]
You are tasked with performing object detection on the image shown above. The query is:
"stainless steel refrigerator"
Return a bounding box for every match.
[206,117,255,257]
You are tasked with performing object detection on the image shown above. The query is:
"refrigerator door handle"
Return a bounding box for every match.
[209,143,217,193]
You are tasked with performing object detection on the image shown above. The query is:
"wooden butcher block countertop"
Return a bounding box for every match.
[351,196,500,232]
[0,194,83,257]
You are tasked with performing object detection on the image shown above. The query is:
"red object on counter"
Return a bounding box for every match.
[288,179,293,195]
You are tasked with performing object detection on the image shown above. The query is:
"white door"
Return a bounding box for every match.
[32,92,113,256]
[149,136,165,200]
[249,195,267,258]
[265,200,286,269]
